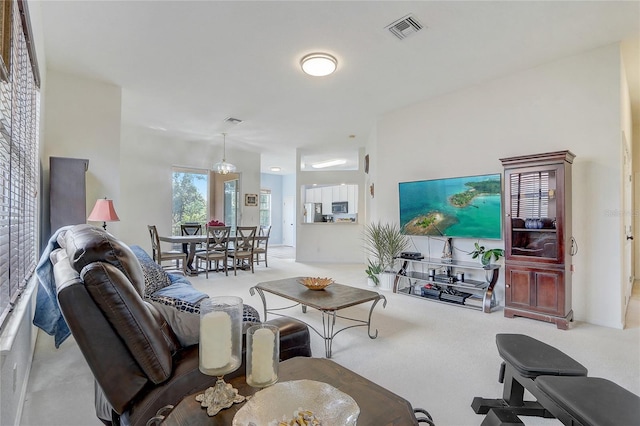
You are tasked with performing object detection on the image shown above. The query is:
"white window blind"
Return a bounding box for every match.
[0,1,40,329]
[510,171,551,219]
[259,189,271,227]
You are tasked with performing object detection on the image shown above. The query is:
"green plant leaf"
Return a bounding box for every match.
[364,221,409,272]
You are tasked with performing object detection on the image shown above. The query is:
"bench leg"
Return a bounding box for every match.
[472,366,553,419]
[480,409,524,426]
[502,367,525,406]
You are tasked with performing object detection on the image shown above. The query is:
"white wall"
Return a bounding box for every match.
[296,148,366,263]
[41,71,262,251]
[119,125,261,249]
[43,70,122,238]
[260,173,283,245]
[371,44,625,328]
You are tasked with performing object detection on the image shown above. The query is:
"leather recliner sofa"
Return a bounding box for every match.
[51,224,311,425]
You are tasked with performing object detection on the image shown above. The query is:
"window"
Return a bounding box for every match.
[172,168,208,234]
[259,189,271,227]
[224,179,238,231]
[0,2,41,329]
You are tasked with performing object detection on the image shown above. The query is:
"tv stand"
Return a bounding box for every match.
[394,258,500,313]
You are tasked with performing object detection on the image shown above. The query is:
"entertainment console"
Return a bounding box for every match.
[394,257,500,313]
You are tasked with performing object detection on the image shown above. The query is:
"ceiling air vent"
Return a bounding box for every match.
[385,14,424,40]
[224,117,243,125]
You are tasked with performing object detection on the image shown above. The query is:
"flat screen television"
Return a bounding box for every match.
[399,173,502,239]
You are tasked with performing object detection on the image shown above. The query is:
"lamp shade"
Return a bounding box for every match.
[87,198,120,229]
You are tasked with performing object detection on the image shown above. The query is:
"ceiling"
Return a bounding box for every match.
[34,1,640,174]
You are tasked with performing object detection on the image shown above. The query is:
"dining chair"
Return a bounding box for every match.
[147,225,187,274]
[227,226,256,275]
[195,225,231,277]
[180,222,202,235]
[180,222,204,251]
[254,225,271,267]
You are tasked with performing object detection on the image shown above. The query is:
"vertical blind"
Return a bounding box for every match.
[0,1,40,329]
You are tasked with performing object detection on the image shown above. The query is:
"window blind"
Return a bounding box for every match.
[510,171,551,219]
[0,1,40,329]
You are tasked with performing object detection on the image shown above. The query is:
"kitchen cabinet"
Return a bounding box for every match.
[321,187,332,214]
[304,184,358,215]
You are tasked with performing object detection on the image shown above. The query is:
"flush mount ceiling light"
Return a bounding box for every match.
[311,159,347,169]
[300,53,337,77]
[213,133,236,174]
[270,167,282,172]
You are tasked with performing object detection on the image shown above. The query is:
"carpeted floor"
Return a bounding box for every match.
[20,247,640,425]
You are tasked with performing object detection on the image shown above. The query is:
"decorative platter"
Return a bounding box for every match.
[232,380,359,426]
[298,277,334,291]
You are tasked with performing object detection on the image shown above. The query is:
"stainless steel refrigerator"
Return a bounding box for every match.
[303,203,323,223]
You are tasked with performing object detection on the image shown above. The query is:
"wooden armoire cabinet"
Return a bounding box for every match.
[500,151,575,329]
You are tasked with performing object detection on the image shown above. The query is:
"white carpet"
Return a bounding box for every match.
[21,249,640,425]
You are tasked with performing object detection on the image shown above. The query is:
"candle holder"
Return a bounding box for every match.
[246,323,280,388]
[196,296,245,416]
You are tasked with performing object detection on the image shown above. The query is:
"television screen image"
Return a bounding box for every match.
[399,173,502,239]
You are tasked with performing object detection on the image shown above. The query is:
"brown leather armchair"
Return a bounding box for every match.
[52,224,311,426]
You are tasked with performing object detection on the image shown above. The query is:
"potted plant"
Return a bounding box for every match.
[470,242,504,266]
[365,260,383,287]
[364,221,409,290]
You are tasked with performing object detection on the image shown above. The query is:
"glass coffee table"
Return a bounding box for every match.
[250,277,386,358]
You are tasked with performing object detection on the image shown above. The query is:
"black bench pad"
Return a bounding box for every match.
[496,334,588,378]
[536,376,640,426]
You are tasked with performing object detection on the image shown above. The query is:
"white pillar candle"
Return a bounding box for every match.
[250,327,276,384]
[200,311,232,370]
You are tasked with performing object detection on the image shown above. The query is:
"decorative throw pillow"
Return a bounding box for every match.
[130,245,172,297]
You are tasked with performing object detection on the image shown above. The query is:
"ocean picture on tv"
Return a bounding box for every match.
[399,173,502,239]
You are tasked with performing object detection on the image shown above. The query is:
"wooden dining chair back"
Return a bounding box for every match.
[228,226,256,275]
[254,225,271,267]
[181,222,204,251]
[195,226,231,277]
[147,225,187,274]
[180,223,202,236]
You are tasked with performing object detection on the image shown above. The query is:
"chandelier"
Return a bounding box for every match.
[213,133,236,174]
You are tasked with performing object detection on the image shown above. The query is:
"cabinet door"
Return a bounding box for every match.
[505,265,566,316]
[313,187,322,203]
[347,185,357,213]
[50,157,89,234]
[332,186,340,200]
[338,185,348,201]
[321,187,332,215]
[504,163,565,264]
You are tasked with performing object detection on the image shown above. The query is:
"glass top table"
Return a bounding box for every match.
[250,277,386,358]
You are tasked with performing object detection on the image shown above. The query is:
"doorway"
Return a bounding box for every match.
[623,134,634,325]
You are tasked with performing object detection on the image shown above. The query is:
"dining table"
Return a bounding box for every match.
[158,234,267,276]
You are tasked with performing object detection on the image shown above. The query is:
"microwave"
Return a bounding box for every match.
[332,201,348,214]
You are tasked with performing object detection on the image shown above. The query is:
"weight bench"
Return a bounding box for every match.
[472,334,640,426]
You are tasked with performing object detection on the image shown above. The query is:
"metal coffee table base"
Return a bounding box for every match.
[250,285,386,358]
